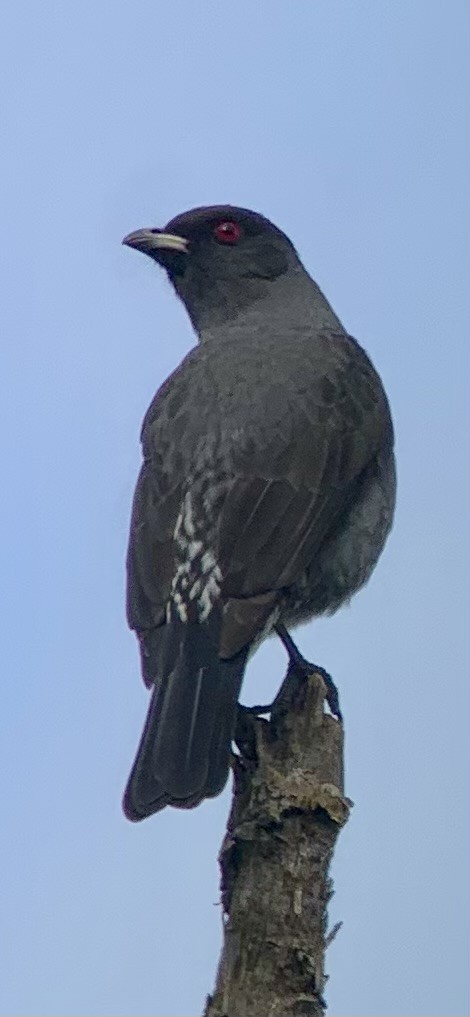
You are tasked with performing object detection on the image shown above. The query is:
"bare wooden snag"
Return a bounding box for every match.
[204,667,351,1017]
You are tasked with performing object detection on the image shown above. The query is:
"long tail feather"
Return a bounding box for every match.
[123,620,247,820]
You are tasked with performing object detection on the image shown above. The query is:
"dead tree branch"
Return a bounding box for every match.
[204,667,351,1017]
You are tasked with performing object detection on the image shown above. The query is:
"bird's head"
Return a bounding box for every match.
[122,205,302,332]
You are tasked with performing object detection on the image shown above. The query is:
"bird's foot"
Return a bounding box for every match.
[234,703,265,761]
[275,623,343,721]
[287,658,342,720]
[238,702,273,716]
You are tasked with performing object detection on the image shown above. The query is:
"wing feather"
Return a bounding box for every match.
[127,330,393,669]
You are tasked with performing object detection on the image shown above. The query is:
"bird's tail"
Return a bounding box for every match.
[123,618,248,821]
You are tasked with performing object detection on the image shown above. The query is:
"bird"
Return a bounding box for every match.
[121,204,396,821]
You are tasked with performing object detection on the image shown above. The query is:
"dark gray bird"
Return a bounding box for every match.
[122,205,396,821]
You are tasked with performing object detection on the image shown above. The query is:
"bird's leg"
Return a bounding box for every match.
[238,626,342,721]
[275,623,343,721]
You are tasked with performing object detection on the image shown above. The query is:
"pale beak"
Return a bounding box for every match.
[122,229,189,255]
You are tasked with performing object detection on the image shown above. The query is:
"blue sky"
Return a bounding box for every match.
[1,2,469,1015]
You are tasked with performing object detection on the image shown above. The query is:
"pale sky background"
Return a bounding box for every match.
[1,3,469,1015]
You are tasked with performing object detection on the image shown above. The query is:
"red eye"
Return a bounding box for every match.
[214,220,241,245]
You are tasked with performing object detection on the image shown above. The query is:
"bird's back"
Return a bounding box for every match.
[128,325,393,658]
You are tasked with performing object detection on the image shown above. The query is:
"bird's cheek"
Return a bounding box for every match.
[160,251,188,278]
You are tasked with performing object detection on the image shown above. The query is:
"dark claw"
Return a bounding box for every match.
[275,623,343,721]
[239,702,273,716]
[235,703,262,760]
[296,661,342,721]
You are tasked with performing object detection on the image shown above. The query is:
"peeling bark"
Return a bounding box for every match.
[204,668,351,1017]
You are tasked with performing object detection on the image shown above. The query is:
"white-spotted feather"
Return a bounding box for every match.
[168,491,222,623]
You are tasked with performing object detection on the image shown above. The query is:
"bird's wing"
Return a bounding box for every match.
[219,409,371,597]
[127,333,393,673]
[214,332,392,653]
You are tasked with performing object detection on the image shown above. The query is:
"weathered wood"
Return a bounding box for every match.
[204,668,351,1017]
